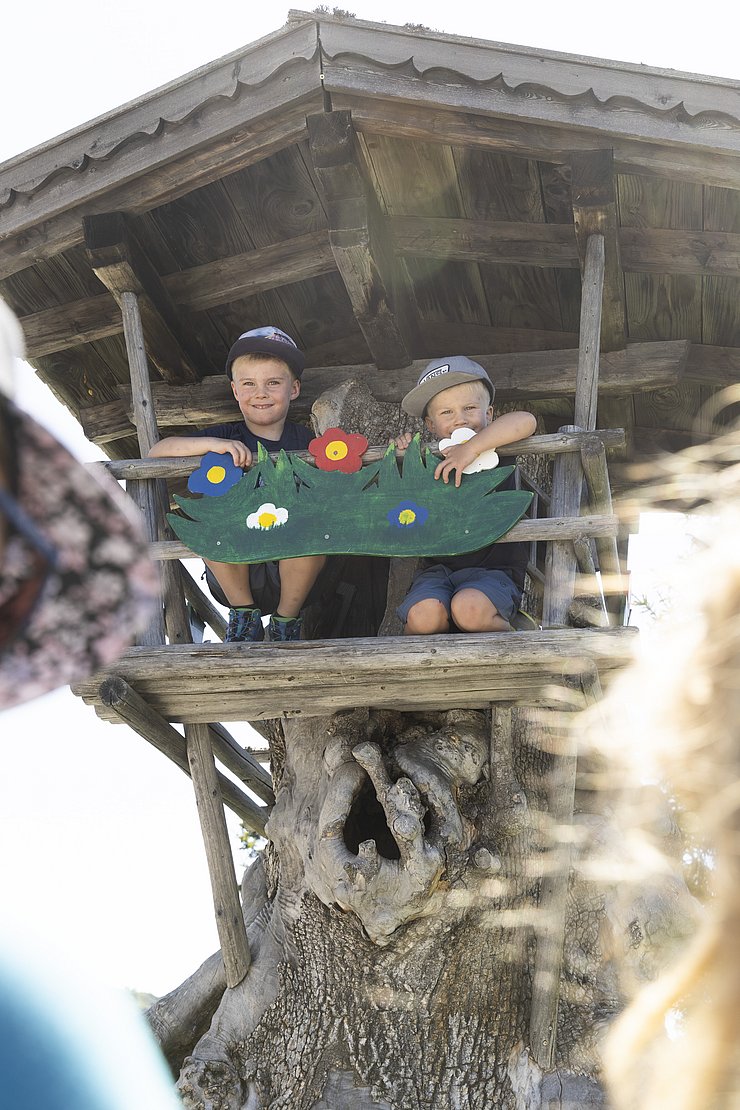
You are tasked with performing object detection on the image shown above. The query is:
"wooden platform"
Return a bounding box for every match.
[73,628,636,724]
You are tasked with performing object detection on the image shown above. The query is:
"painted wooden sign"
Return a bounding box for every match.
[168,432,532,564]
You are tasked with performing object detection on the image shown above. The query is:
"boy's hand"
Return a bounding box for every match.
[391,431,413,451]
[206,438,253,468]
[435,440,479,487]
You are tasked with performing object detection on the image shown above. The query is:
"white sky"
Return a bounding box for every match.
[0,0,733,997]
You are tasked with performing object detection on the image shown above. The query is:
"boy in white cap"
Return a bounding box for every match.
[398,356,536,635]
[149,326,325,642]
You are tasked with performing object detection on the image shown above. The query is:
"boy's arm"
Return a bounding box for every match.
[147,435,252,468]
[435,411,537,486]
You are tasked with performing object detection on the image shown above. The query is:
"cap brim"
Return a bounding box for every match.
[401,372,493,418]
[0,404,159,710]
[226,337,305,377]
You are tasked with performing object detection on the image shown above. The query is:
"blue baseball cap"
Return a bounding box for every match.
[225,326,305,379]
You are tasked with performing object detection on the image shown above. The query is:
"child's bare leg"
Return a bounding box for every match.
[450,588,512,632]
[404,598,450,635]
[276,555,326,618]
[204,559,254,608]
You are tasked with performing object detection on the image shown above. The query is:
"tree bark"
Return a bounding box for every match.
[143,697,693,1110]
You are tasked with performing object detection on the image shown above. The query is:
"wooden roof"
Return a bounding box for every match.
[2,10,740,460]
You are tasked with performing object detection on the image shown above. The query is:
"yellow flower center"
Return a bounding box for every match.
[258,511,278,529]
[326,439,349,461]
[398,508,416,526]
[206,465,226,484]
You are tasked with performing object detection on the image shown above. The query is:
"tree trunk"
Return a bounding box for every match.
[148,701,689,1109]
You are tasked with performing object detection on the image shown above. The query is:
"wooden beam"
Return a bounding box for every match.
[85,213,204,383]
[395,216,740,278]
[336,77,740,189]
[181,565,227,641]
[574,234,605,431]
[96,428,626,481]
[120,290,190,647]
[185,721,251,987]
[164,230,335,313]
[580,435,629,622]
[79,341,687,444]
[542,426,584,626]
[207,723,275,807]
[570,150,626,353]
[74,627,636,724]
[393,216,579,267]
[150,515,620,564]
[307,111,413,369]
[21,231,336,360]
[686,343,740,385]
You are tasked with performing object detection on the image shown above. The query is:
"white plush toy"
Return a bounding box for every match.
[437,427,500,475]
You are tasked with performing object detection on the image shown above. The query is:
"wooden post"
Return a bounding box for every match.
[120,291,190,646]
[581,435,629,624]
[186,722,251,987]
[120,291,166,644]
[542,426,583,626]
[574,233,605,432]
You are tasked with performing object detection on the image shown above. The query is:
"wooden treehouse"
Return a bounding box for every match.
[2,10,739,1094]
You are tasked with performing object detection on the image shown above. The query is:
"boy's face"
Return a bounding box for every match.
[230,356,300,434]
[424,381,493,439]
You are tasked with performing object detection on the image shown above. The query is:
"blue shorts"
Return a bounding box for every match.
[397,565,521,626]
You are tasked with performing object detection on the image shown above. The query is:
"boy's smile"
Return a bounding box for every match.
[424,381,493,439]
[230,356,300,439]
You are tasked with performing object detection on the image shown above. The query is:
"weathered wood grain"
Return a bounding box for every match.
[185,721,251,987]
[307,111,413,369]
[75,627,636,723]
[121,290,191,647]
[207,723,274,807]
[581,436,628,622]
[542,427,584,626]
[95,429,625,480]
[21,221,740,362]
[85,213,204,383]
[343,96,740,190]
[571,150,626,353]
[574,234,605,431]
[78,342,686,443]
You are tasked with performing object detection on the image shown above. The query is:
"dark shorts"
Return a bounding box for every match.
[203,561,327,614]
[204,562,282,614]
[397,565,521,625]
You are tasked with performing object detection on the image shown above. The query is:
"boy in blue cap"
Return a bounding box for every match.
[149,326,325,642]
[398,356,537,635]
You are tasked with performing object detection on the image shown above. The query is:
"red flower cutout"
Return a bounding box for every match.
[308,427,368,473]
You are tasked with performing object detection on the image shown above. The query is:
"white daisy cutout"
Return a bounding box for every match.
[437,427,500,475]
[246,502,289,530]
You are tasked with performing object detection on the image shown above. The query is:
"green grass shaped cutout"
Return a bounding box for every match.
[168,437,533,563]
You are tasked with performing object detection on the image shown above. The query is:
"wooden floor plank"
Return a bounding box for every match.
[74,629,635,724]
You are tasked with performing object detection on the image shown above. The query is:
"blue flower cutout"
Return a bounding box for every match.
[188,451,243,497]
[387,500,429,528]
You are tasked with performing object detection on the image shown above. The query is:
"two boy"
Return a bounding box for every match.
[150,329,535,642]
